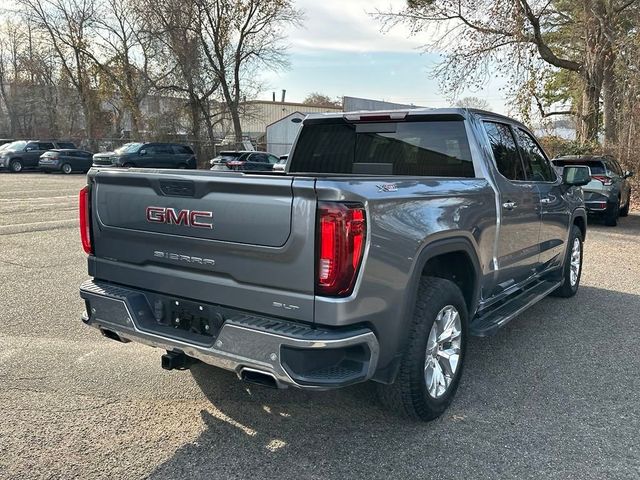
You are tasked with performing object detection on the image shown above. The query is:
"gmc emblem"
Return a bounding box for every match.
[146,206,213,229]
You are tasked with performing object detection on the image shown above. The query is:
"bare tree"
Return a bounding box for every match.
[303,92,342,108]
[455,96,491,110]
[18,0,101,145]
[139,0,221,149]
[0,18,66,138]
[377,0,638,144]
[194,0,301,143]
[80,0,152,137]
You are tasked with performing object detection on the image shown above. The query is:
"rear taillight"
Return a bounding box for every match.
[592,175,613,186]
[227,160,243,168]
[316,202,366,297]
[79,186,92,254]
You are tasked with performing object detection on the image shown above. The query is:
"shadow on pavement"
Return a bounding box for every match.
[587,211,640,231]
[148,285,640,479]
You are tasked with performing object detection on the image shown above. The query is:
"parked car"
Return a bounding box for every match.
[39,149,93,174]
[78,108,589,421]
[0,140,77,172]
[92,143,197,169]
[209,150,280,171]
[272,154,288,172]
[552,155,633,226]
[209,150,250,169]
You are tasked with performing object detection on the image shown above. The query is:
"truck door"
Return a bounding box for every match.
[511,127,568,270]
[482,121,542,293]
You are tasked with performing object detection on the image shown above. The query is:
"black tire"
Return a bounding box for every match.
[604,199,619,226]
[61,163,73,174]
[619,193,630,217]
[123,163,134,168]
[377,277,468,421]
[551,225,583,298]
[9,159,23,173]
[42,170,50,174]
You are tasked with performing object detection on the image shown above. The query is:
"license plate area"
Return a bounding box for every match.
[134,292,233,347]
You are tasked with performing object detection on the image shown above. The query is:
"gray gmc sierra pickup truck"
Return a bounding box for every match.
[79,108,591,421]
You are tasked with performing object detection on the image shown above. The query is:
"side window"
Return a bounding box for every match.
[606,159,622,176]
[268,155,279,164]
[145,144,171,155]
[38,142,55,150]
[513,128,555,182]
[155,144,173,154]
[25,142,39,151]
[251,153,268,163]
[172,145,192,154]
[483,122,526,181]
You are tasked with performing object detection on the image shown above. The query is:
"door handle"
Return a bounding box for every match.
[502,201,517,210]
[540,197,552,204]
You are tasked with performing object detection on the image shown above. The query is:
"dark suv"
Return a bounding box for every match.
[552,155,633,226]
[0,140,77,172]
[93,143,197,169]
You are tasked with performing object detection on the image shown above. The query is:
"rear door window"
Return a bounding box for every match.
[605,158,622,176]
[483,122,526,181]
[289,119,475,177]
[512,128,556,182]
[38,142,55,150]
[172,145,193,154]
[57,142,76,149]
[147,144,172,155]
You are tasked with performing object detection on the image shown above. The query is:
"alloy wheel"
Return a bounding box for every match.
[424,305,462,399]
[570,237,581,286]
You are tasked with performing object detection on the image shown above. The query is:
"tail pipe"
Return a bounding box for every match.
[239,367,280,389]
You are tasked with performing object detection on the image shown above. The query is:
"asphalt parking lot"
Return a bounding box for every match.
[1,172,639,479]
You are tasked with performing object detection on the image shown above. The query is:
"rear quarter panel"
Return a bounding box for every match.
[313,177,497,371]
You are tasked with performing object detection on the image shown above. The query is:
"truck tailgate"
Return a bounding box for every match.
[88,169,317,322]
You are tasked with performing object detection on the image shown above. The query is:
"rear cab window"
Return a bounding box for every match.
[552,159,606,175]
[289,117,475,177]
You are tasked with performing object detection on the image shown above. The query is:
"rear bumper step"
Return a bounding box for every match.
[80,280,379,389]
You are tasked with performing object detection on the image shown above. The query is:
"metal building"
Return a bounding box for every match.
[266,112,307,156]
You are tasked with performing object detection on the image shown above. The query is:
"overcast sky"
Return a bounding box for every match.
[260,0,509,113]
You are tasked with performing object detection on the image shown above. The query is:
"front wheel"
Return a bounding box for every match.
[551,225,583,298]
[377,277,468,421]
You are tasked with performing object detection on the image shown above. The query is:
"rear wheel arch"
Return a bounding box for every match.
[376,237,481,384]
[572,211,587,241]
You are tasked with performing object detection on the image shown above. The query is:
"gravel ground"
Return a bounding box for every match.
[0,172,639,480]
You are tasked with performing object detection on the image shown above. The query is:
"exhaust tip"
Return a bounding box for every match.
[100,328,129,343]
[240,368,279,389]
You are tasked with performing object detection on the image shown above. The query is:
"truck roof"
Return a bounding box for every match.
[304,107,527,129]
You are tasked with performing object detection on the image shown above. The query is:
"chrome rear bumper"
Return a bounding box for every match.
[80,280,379,389]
